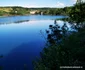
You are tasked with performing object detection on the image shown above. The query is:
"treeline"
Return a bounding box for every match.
[22,7,72,15]
[32,7,72,15]
[0,6,72,16]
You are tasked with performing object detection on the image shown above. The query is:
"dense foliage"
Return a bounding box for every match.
[34,2,85,70]
[34,20,85,70]
[69,3,85,23]
[31,7,72,15]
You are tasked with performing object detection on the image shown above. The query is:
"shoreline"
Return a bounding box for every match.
[0,14,66,17]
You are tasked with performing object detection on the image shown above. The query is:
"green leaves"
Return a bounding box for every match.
[34,19,85,70]
[34,3,85,70]
[69,3,85,24]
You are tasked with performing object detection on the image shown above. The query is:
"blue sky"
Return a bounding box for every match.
[0,0,77,8]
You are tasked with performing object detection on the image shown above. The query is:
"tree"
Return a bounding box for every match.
[34,3,85,70]
[69,3,85,24]
[34,20,85,70]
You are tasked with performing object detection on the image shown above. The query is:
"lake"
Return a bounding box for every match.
[0,15,68,70]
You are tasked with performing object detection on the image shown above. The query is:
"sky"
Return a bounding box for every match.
[0,0,77,8]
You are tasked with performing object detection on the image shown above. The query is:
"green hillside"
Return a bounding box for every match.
[0,6,30,16]
[0,6,72,16]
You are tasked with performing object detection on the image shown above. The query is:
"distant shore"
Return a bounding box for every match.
[0,6,70,17]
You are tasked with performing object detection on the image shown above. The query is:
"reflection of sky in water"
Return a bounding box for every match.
[0,15,66,24]
[0,15,69,70]
[0,20,56,70]
[0,20,55,55]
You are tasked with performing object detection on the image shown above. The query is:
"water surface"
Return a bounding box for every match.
[0,15,67,70]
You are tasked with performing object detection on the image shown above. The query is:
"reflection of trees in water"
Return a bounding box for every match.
[0,20,29,25]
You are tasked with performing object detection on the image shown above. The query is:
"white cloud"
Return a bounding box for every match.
[72,0,77,2]
[22,1,66,8]
[56,2,65,8]
[72,0,77,3]
[22,4,41,8]
[24,4,57,8]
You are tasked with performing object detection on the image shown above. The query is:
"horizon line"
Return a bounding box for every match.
[0,5,72,8]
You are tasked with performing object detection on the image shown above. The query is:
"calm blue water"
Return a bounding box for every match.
[0,15,67,70]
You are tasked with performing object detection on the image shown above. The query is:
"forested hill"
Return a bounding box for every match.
[0,6,30,16]
[0,6,72,16]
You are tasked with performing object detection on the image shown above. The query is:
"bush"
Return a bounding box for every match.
[34,20,85,70]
